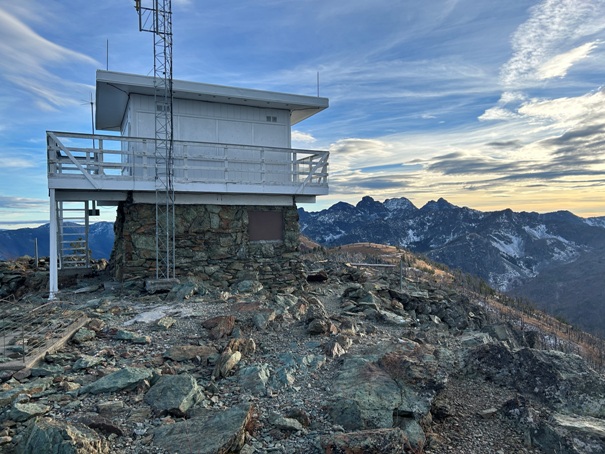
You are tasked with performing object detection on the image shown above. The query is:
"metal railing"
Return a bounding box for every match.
[47,131,329,194]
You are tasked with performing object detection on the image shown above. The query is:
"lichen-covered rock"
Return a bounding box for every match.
[144,374,202,416]
[153,404,252,454]
[321,428,410,454]
[79,367,153,395]
[17,417,109,454]
[164,344,218,362]
[238,364,271,396]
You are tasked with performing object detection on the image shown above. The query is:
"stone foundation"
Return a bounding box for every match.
[109,200,303,289]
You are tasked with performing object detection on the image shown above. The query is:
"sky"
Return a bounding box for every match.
[1,0,605,229]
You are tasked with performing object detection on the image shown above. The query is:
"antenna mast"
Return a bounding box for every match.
[135,0,176,280]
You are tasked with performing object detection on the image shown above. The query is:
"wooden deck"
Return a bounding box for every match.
[47,131,329,197]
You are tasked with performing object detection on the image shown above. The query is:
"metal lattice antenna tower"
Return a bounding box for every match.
[135,0,176,279]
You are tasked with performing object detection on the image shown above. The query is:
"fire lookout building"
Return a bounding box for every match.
[46,70,329,296]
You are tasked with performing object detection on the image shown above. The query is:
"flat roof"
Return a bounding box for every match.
[96,70,329,131]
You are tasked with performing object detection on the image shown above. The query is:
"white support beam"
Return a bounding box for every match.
[49,189,58,300]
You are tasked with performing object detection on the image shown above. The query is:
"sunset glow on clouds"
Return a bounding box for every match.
[0,0,604,227]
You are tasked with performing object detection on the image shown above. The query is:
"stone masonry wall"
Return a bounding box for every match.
[109,200,303,289]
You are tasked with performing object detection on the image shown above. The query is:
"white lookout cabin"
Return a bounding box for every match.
[47,70,329,297]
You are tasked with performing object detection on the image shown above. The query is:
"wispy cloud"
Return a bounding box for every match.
[537,42,599,79]
[0,156,37,169]
[500,0,605,87]
[0,196,47,210]
[0,7,98,110]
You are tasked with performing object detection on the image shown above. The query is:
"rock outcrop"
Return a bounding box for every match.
[0,253,603,453]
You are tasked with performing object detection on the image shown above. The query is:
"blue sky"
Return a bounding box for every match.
[1,0,605,228]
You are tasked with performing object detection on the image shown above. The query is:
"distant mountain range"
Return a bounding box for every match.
[0,222,114,261]
[2,200,604,337]
[299,196,605,337]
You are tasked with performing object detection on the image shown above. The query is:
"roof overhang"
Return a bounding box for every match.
[95,70,329,131]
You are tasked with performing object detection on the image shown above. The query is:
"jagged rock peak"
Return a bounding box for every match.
[355,196,384,211]
[383,197,417,212]
[328,201,356,212]
[421,197,457,211]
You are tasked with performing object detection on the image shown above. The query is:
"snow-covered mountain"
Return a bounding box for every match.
[299,196,605,337]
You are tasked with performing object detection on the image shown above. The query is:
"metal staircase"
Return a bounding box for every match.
[56,201,90,269]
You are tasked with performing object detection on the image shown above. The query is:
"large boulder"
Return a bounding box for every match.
[152,404,252,454]
[466,344,605,417]
[17,417,109,454]
[328,339,445,451]
[321,428,410,454]
[144,374,202,416]
[79,367,153,395]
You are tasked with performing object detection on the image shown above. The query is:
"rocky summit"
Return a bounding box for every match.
[0,250,605,453]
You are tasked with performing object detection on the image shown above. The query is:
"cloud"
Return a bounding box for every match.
[537,42,599,79]
[291,130,317,144]
[0,156,37,169]
[517,90,605,125]
[425,152,525,176]
[500,0,605,87]
[0,196,47,210]
[479,107,521,121]
[0,7,98,110]
[487,140,523,149]
[0,220,49,226]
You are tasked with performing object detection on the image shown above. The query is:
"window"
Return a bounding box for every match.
[266,115,277,123]
[248,210,283,241]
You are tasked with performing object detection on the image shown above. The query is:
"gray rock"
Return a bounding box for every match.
[252,309,276,330]
[72,328,96,344]
[212,349,241,379]
[144,374,202,416]
[323,339,347,358]
[79,367,153,395]
[202,315,235,339]
[270,366,295,389]
[166,281,202,301]
[231,279,263,294]
[553,413,605,440]
[378,310,410,326]
[10,401,51,422]
[328,341,443,445]
[0,378,53,406]
[320,428,409,453]
[460,332,492,347]
[302,354,326,370]
[112,329,151,344]
[307,317,331,335]
[238,364,271,396]
[153,404,252,454]
[30,364,64,377]
[73,355,104,371]
[145,278,179,294]
[268,413,304,432]
[304,295,329,321]
[164,344,218,362]
[329,357,402,430]
[467,344,605,417]
[17,417,109,453]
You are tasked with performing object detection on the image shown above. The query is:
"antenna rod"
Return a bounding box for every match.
[317,71,320,97]
[106,39,109,70]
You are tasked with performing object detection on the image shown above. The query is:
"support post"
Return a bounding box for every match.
[49,189,58,300]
